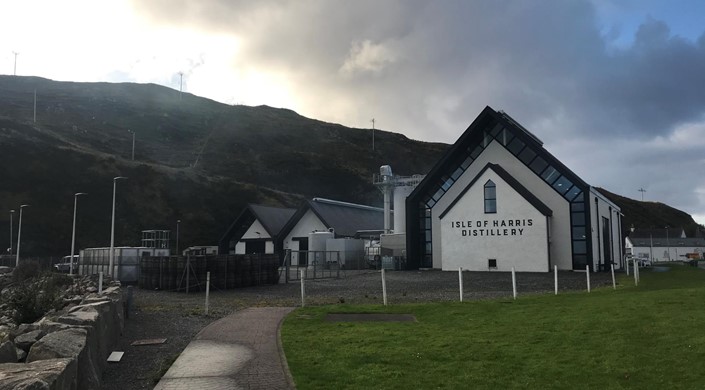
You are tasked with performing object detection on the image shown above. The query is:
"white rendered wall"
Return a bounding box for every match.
[631,245,703,262]
[283,209,327,266]
[589,190,622,270]
[431,140,572,270]
[439,169,550,272]
[234,219,274,254]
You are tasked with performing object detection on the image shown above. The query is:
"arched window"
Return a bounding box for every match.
[484,180,496,213]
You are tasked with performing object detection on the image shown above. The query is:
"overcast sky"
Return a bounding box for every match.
[2,0,704,225]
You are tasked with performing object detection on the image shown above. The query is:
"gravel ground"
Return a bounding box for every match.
[101,269,617,389]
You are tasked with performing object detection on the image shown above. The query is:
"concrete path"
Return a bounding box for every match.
[154,307,296,390]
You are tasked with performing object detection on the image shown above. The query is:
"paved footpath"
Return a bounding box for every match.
[155,307,296,390]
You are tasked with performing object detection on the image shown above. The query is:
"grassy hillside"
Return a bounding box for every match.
[0,76,446,256]
[596,188,702,237]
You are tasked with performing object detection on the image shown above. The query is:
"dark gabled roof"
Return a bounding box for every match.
[279,198,385,239]
[249,204,297,237]
[408,106,590,205]
[629,228,686,239]
[218,204,296,252]
[628,237,705,248]
[439,163,553,219]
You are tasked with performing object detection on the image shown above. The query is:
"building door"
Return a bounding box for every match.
[602,217,611,271]
[245,240,265,254]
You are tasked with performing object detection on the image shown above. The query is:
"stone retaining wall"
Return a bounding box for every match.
[0,283,123,389]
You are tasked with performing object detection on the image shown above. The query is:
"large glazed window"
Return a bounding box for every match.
[484,180,497,213]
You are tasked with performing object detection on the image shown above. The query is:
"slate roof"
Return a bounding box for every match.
[628,237,705,248]
[628,228,686,239]
[439,163,553,219]
[280,198,386,239]
[249,204,297,237]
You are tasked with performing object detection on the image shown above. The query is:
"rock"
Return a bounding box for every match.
[86,287,98,293]
[0,358,77,390]
[0,266,12,274]
[16,347,26,362]
[27,328,86,361]
[0,340,17,363]
[27,328,99,390]
[14,329,45,352]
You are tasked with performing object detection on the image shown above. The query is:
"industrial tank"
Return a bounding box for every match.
[393,185,414,233]
[308,231,335,265]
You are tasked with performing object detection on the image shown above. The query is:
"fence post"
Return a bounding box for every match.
[381,268,388,306]
[285,250,290,284]
[186,252,190,294]
[337,251,340,279]
[626,258,630,276]
[554,265,558,295]
[98,272,103,293]
[511,267,517,300]
[205,271,210,315]
[611,263,616,290]
[586,265,591,292]
[458,267,463,302]
[300,268,305,307]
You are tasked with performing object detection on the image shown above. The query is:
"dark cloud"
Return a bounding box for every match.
[131,0,705,220]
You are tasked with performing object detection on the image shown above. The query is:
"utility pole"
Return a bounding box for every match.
[127,130,135,160]
[12,52,18,76]
[371,118,375,151]
[638,188,646,201]
[179,72,183,101]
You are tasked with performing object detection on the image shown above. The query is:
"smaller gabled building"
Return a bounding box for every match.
[219,204,296,255]
[277,198,386,252]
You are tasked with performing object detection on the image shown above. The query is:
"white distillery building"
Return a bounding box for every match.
[405,106,623,272]
[625,228,705,262]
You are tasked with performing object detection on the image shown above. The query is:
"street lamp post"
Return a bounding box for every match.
[9,210,14,255]
[665,226,670,262]
[109,177,128,277]
[70,193,87,275]
[15,205,29,267]
[127,130,135,161]
[176,219,181,256]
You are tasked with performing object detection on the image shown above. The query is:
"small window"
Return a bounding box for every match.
[488,259,497,268]
[484,180,497,213]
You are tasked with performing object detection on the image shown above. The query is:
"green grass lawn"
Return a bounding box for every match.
[281,265,705,389]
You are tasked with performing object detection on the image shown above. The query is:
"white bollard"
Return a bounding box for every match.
[611,264,616,290]
[554,265,558,295]
[626,259,630,276]
[633,260,638,286]
[300,269,305,307]
[205,272,210,315]
[458,267,464,302]
[381,268,388,306]
[511,267,517,300]
[98,272,103,293]
[586,265,591,293]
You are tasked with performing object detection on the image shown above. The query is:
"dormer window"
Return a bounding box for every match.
[484,180,497,213]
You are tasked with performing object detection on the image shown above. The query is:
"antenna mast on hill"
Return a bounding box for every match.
[371,118,375,151]
[12,52,18,76]
[638,187,646,201]
[178,72,184,100]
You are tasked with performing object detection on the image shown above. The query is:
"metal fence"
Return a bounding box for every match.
[279,250,407,282]
[139,254,280,292]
